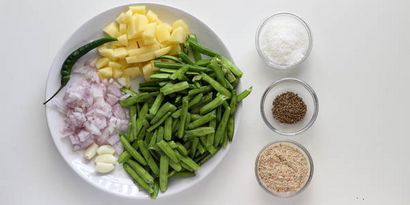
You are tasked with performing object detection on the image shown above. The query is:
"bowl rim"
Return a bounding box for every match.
[255,12,313,70]
[254,140,314,197]
[260,78,319,135]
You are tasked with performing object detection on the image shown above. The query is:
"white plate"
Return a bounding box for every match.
[45,3,241,199]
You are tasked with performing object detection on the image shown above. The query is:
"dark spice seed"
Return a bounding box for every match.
[272,91,307,124]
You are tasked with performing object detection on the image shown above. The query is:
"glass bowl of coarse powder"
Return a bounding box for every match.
[255,140,314,197]
[255,13,312,69]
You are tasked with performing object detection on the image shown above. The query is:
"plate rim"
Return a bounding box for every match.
[44,2,242,199]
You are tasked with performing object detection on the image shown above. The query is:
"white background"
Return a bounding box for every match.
[1,0,409,204]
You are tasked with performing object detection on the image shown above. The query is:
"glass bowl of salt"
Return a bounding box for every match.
[260,78,319,135]
[255,13,312,69]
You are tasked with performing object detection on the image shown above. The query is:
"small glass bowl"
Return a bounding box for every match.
[260,78,318,135]
[255,13,313,69]
[255,140,314,197]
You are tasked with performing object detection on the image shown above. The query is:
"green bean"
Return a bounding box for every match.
[126,159,154,184]
[188,85,212,96]
[139,86,160,92]
[120,92,159,107]
[187,34,202,61]
[229,91,238,114]
[195,58,211,66]
[150,73,171,79]
[136,103,149,135]
[149,93,164,115]
[206,145,218,155]
[168,141,178,149]
[164,117,173,141]
[124,164,154,194]
[170,65,189,80]
[172,118,179,133]
[200,73,231,98]
[227,116,235,141]
[157,126,164,142]
[200,94,228,115]
[156,55,183,63]
[208,58,229,88]
[169,159,182,171]
[136,140,159,176]
[185,127,215,138]
[151,102,177,124]
[187,65,212,73]
[160,82,190,96]
[159,156,169,192]
[147,112,171,132]
[154,61,184,69]
[157,140,179,163]
[198,153,213,165]
[178,97,189,138]
[43,36,117,104]
[171,109,181,118]
[189,92,214,113]
[120,135,147,165]
[150,181,159,199]
[159,68,176,73]
[178,51,195,64]
[224,68,237,83]
[190,114,202,121]
[197,142,205,155]
[176,152,200,171]
[190,138,199,157]
[221,56,243,78]
[214,107,231,147]
[188,38,220,57]
[118,151,131,164]
[188,93,203,108]
[139,80,161,87]
[188,112,216,129]
[237,86,253,102]
[129,106,137,142]
[176,143,188,156]
[148,130,157,148]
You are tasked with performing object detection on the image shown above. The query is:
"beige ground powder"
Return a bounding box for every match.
[257,143,310,193]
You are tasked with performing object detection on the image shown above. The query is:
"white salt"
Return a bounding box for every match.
[258,14,310,67]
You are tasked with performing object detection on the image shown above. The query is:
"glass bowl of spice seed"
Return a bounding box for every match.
[255,140,314,197]
[260,78,318,135]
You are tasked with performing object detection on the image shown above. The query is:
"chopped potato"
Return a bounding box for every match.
[97,5,190,80]
[103,22,120,37]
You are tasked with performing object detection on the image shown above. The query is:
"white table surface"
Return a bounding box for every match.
[2,0,410,204]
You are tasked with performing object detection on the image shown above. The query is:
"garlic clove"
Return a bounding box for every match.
[95,154,117,164]
[97,145,115,155]
[84,143,98,160]
[95,162,115,174]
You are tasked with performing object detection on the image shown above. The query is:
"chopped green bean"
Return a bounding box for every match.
[178,97,189,138]
[118,151,131,164]
[120,135,147,166]
[137,140,159,175]
[200,94,228,115]
[157,140,179,163]
[200,73,231,98]
[147,112,172,132]
[164,117,173,141]
[126,159,154,184]
[185,127,215,138]
[149,93,164,115]
[160,82,190,96]
[188,112,216,129]
[159,156,169,192]
[150,102,177,124]
[237,86,253,102]
[214,107,231,147]
[124,164,154,194]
